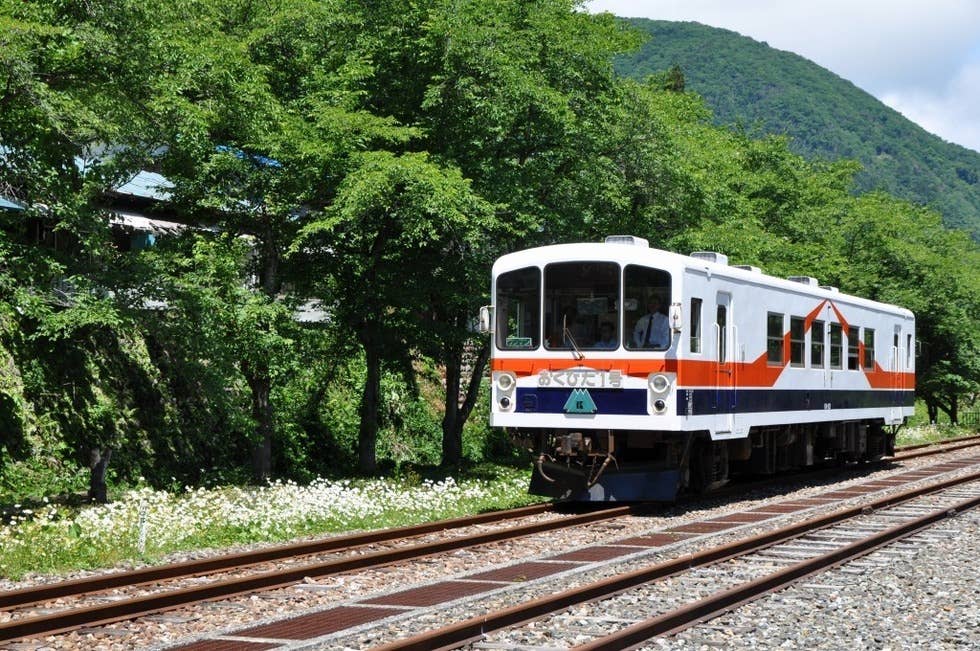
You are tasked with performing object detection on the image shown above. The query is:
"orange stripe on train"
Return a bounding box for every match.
[490,356,914,390]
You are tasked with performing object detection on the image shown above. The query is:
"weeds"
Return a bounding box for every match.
[0,466,539,580]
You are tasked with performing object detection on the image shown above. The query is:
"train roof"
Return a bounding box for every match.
[493,237,914,320]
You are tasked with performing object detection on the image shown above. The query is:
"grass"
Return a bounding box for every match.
[896,423,977,447]
[1,423,975,581]
[0,465,542,580]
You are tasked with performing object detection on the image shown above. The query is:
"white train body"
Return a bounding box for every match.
[487,237,915,500]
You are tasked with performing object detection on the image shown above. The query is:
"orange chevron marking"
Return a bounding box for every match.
[804,300,827,329]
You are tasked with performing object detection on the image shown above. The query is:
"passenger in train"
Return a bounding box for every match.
[633,296,670,349]
[595,321,618,349]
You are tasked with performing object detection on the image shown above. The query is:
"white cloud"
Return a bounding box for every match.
[881,60,980,152]
[586,0,980,152]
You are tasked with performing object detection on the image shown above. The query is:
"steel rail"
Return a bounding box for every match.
[894,436,980,460]
[0,504,629,643]
[895,433,980,452]
[373,467,980,651]
[0,502,555,610]
[576,489,980,650]
[681,437,980,508]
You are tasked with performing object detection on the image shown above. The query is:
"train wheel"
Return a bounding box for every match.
[689,438,729,493]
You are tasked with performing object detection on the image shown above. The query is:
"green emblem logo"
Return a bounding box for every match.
[564,388,597,414]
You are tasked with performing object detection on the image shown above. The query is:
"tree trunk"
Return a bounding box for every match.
[88,447,112,503]
[931,392,961,426]
[441,339,490,467]
[248,220,280,483]
[441,345,463,467]
[358,340,381,474]
[246,365,274,482]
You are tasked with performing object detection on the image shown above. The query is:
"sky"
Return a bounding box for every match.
[587,0,980,153]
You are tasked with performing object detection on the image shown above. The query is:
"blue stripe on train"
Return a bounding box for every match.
[514,387,915,415]
[515,388,648,414]
[685,388,916,414]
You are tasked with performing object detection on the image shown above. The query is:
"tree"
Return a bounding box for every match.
[297,151,493,472]
[833,195,980,424]
[340,0,695,465]
[664,64,685,92]
[0,0,183,495]
[149,0,424,479]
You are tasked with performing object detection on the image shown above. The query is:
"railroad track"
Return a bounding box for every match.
[0,502,553,611]
[160,451,979,650]
[894,432,980,459]
[574,481,980,651]
[0,436,977,647]
[375,465,980,651]
[686,432,980,505]
[0,502,632,642]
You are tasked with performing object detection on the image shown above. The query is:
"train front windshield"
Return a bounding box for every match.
[496,262,671,351]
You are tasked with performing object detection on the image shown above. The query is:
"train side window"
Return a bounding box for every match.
[847,326,860,370]
[810,319,825,367]
[830,323,843,369]
[907,334,913,365]
[624,265,672,351]
[863,328,875,369]
[496,266,541,350]
[767,312,784,364]
[790,316,804,367]
[690,297,703,353]
[892,330,901,371]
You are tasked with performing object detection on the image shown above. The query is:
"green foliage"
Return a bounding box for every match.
[306,350,471,474]
[0,452,88,504]
[615,18,980,240]
[299,150,494,334]
[634,66,980,423]
[0,0,977,513]
[297,147,498,471]
[896,423,978,446]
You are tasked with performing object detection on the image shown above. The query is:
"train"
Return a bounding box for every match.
[480,236,916,501]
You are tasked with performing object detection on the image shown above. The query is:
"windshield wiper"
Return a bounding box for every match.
[563,315,586,360]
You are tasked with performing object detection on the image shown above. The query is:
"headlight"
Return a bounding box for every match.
[648,373,671,394]
[496,372,516,391]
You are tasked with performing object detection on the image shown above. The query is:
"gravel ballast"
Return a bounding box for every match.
[664,507,980,650]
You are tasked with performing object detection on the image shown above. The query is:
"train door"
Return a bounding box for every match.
[890,324,903,423]
[714,292,735,434]
[822,303,832,389]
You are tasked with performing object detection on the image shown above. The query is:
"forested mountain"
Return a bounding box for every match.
[613,18,980,239]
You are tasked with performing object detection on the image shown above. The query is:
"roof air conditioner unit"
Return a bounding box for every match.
[733,264,762,273]
[604,235,649,247]
[787,276,819,286]
[690,251,729,265]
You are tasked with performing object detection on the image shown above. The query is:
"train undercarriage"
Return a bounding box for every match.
[519,421,898,501]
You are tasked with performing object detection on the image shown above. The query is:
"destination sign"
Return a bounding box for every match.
[538,368,623,389]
